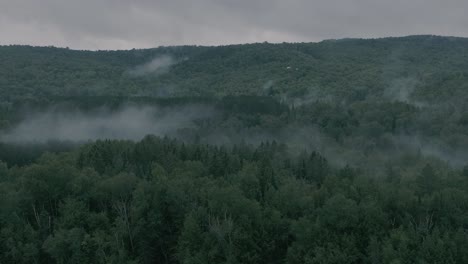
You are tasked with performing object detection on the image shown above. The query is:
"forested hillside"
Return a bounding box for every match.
[2,35,468,101]
[2,36,468,263]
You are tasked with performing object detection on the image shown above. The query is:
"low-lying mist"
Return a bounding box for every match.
[0,105,214,143]
[127,55,176,76]
[2,101,467,172]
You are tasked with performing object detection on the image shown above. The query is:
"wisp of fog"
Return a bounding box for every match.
[0,105,213,143]
[127,55,176,76]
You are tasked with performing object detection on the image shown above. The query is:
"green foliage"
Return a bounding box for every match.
[3,36,468,102]
[0,137,467,263]
[2,36,468,263]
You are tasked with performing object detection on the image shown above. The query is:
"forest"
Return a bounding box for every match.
[1,36,468,263]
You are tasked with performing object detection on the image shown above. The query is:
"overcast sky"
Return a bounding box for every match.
[0,0,467,50]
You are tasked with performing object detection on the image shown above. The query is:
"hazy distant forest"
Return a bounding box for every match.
[1,35,468,263]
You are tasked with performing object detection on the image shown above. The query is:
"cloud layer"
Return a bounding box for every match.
[1,0,467,50]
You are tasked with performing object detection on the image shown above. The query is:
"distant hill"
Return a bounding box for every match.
[2,35,468,104]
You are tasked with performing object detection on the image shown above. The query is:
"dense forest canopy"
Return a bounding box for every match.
[2,35,468,101]
[1,35,468,263]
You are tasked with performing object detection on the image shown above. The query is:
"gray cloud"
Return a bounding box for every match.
[1,0,467,50]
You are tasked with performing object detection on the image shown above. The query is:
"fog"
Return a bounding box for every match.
[2,100,467,171]
[0,105,213,143]
[127,55,176,76]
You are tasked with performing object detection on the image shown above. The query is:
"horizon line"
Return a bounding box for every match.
[0,34,465,52]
